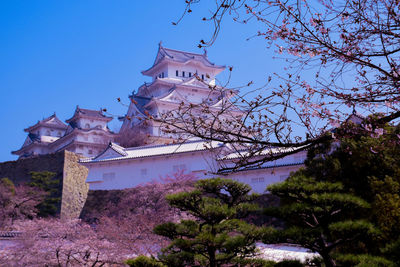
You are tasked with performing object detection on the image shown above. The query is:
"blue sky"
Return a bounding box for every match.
[0,1,282,162]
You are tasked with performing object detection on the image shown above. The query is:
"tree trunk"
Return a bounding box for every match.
[208,246,216,267]
[320,252,336,267]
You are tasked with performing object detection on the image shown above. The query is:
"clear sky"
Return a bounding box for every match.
[0,0,282,162]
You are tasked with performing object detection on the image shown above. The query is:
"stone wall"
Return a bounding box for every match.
[60,151,89,219]
[0,151,89,219]
[0,152,65,184]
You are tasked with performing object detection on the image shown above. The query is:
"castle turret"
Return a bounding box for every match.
[12,113,67,158]
[120,44,242,146]
[13,107,116,158]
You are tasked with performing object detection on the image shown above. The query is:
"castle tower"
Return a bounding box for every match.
[56,106,116,157]
[13,107,116,159]
[12,113,68,158]
[120,44,242,146]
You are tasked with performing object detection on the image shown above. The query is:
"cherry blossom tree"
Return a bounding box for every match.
[2,218,122,267]
[1,172,196,266]
[0,178,45,229]
[116,124,150,147]
[82,171,196,256]
[148,0,400,171]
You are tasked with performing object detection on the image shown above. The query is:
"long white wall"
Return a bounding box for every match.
[83,150,306,193]
[84,150,218,190]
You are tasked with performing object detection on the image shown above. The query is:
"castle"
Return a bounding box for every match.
[13,44,306,193]
[12,107,116,158]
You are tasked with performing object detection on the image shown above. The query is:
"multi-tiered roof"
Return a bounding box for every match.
[12,114,67,158]
[13,107,115,158]
[120,44,242,145]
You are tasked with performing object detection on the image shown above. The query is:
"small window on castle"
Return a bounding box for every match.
[182,71,185,77]
[88,150,93,155]
[158,74,161,78]
[176,70,179,76]
[85,123,90,129]
[161,72,164,78]
[189,72,192,77]
[46,130,51,136]
[201,74,205,80]
[57,132,62,137]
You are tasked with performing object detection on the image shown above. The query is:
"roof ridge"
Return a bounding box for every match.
[125,139,209,151]
[162,46,206,58]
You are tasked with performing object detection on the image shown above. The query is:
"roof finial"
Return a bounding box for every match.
[203,48,208,56]
[159,41,163,48]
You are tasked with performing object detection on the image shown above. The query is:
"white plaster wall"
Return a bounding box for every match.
[225,165,303,193]
[36,126,64,138]
[86,151,217,190]
[76,118,107,130]
[85,150,306,192]
[165,62,215,84]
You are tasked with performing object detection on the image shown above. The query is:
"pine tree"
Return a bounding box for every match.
[264,174,377,267]
[263,120,400,266]
[29,171,61,217]
[153,178,264,267]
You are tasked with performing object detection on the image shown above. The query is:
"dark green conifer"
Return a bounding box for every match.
[154,178,264,267]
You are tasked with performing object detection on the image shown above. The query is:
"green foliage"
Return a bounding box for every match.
[264,121,400,266]
[125,255,166,267]
[264,170,377,267]
[29,171,60,217]
[0,178,16,194]
[382,238,400,265]
[335,253,395,267]
[274,260,304,267]
[154,178,263,267]
[231,257,276,267]
[304,122,400,244]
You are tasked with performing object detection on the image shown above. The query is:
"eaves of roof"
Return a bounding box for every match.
[218,162,304,174]
[11,142,47,155]
[48,128,114,148]
[92,142,128,160]
[80,140,222,164]
[24,118,67,132]
[80,147,211,164]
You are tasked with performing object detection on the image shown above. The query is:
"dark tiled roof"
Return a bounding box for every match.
[77,108,107,118]
[28,133,40,142]
[66,106,112,123]
[218,162,304,174]
[0,231,22,238]
[142,44,225,75]
[24,113,67,132]
[130,95,152,114]
[157,46,224,69]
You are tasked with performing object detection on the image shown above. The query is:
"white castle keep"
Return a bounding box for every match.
[13,44,306,193]
[12,107,116,158]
